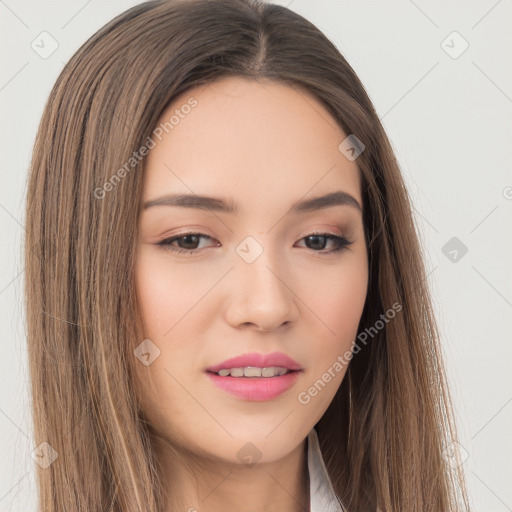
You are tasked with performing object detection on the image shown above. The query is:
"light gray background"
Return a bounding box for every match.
[1,1,511,510]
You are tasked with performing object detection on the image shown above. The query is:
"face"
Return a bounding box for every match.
[134,77,368,466]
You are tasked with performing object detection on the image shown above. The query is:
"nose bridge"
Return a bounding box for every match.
[236,234,285,296]
[228,233,297,329]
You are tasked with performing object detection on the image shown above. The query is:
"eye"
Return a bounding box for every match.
[296,231,353,254]
[156,231,353,255]
[156,233,217,254]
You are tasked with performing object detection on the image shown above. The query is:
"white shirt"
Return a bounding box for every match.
[307,428,346,512]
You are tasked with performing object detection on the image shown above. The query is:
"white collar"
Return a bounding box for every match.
[307,428,345,512]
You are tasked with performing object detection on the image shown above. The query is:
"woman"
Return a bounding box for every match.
[24,0,471,511]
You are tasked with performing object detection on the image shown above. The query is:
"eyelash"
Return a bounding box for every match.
[156,231,353,256]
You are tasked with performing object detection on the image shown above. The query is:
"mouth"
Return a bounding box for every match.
[204,351,303,401]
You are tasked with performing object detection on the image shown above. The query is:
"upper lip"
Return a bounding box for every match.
[206,351,302,373]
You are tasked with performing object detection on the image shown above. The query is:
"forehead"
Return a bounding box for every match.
[143,77,362,212]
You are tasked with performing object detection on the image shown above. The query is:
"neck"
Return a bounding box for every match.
[155,434,310,512]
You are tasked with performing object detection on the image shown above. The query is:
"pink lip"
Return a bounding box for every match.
[205,351,303,401]
[206,371,301,401]
[205,351,302,373]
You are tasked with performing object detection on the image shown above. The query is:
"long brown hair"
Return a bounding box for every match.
[24,0,471,510]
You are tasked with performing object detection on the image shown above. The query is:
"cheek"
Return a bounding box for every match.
[133,257,201,440]
[303,250,368,343]
[135,252,208,338]
[133,251,214,418]
[321,270,367,341]
[298,252,368,394]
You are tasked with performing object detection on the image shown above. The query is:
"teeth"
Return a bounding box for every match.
[216,366,290,378]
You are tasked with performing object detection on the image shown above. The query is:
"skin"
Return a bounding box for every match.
[134,76,368,512]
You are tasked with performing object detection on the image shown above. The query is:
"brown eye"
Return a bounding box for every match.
[297,232,353,254]
[157,233,216,254]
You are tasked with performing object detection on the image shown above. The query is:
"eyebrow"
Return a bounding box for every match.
[143,190,362,215]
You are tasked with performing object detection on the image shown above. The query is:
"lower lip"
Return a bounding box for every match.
[206,371,301,401]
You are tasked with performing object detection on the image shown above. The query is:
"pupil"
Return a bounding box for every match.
[307,235,325,250]
[182,235,199,249]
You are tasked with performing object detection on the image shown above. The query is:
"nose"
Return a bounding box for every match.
[224,250,299,332]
